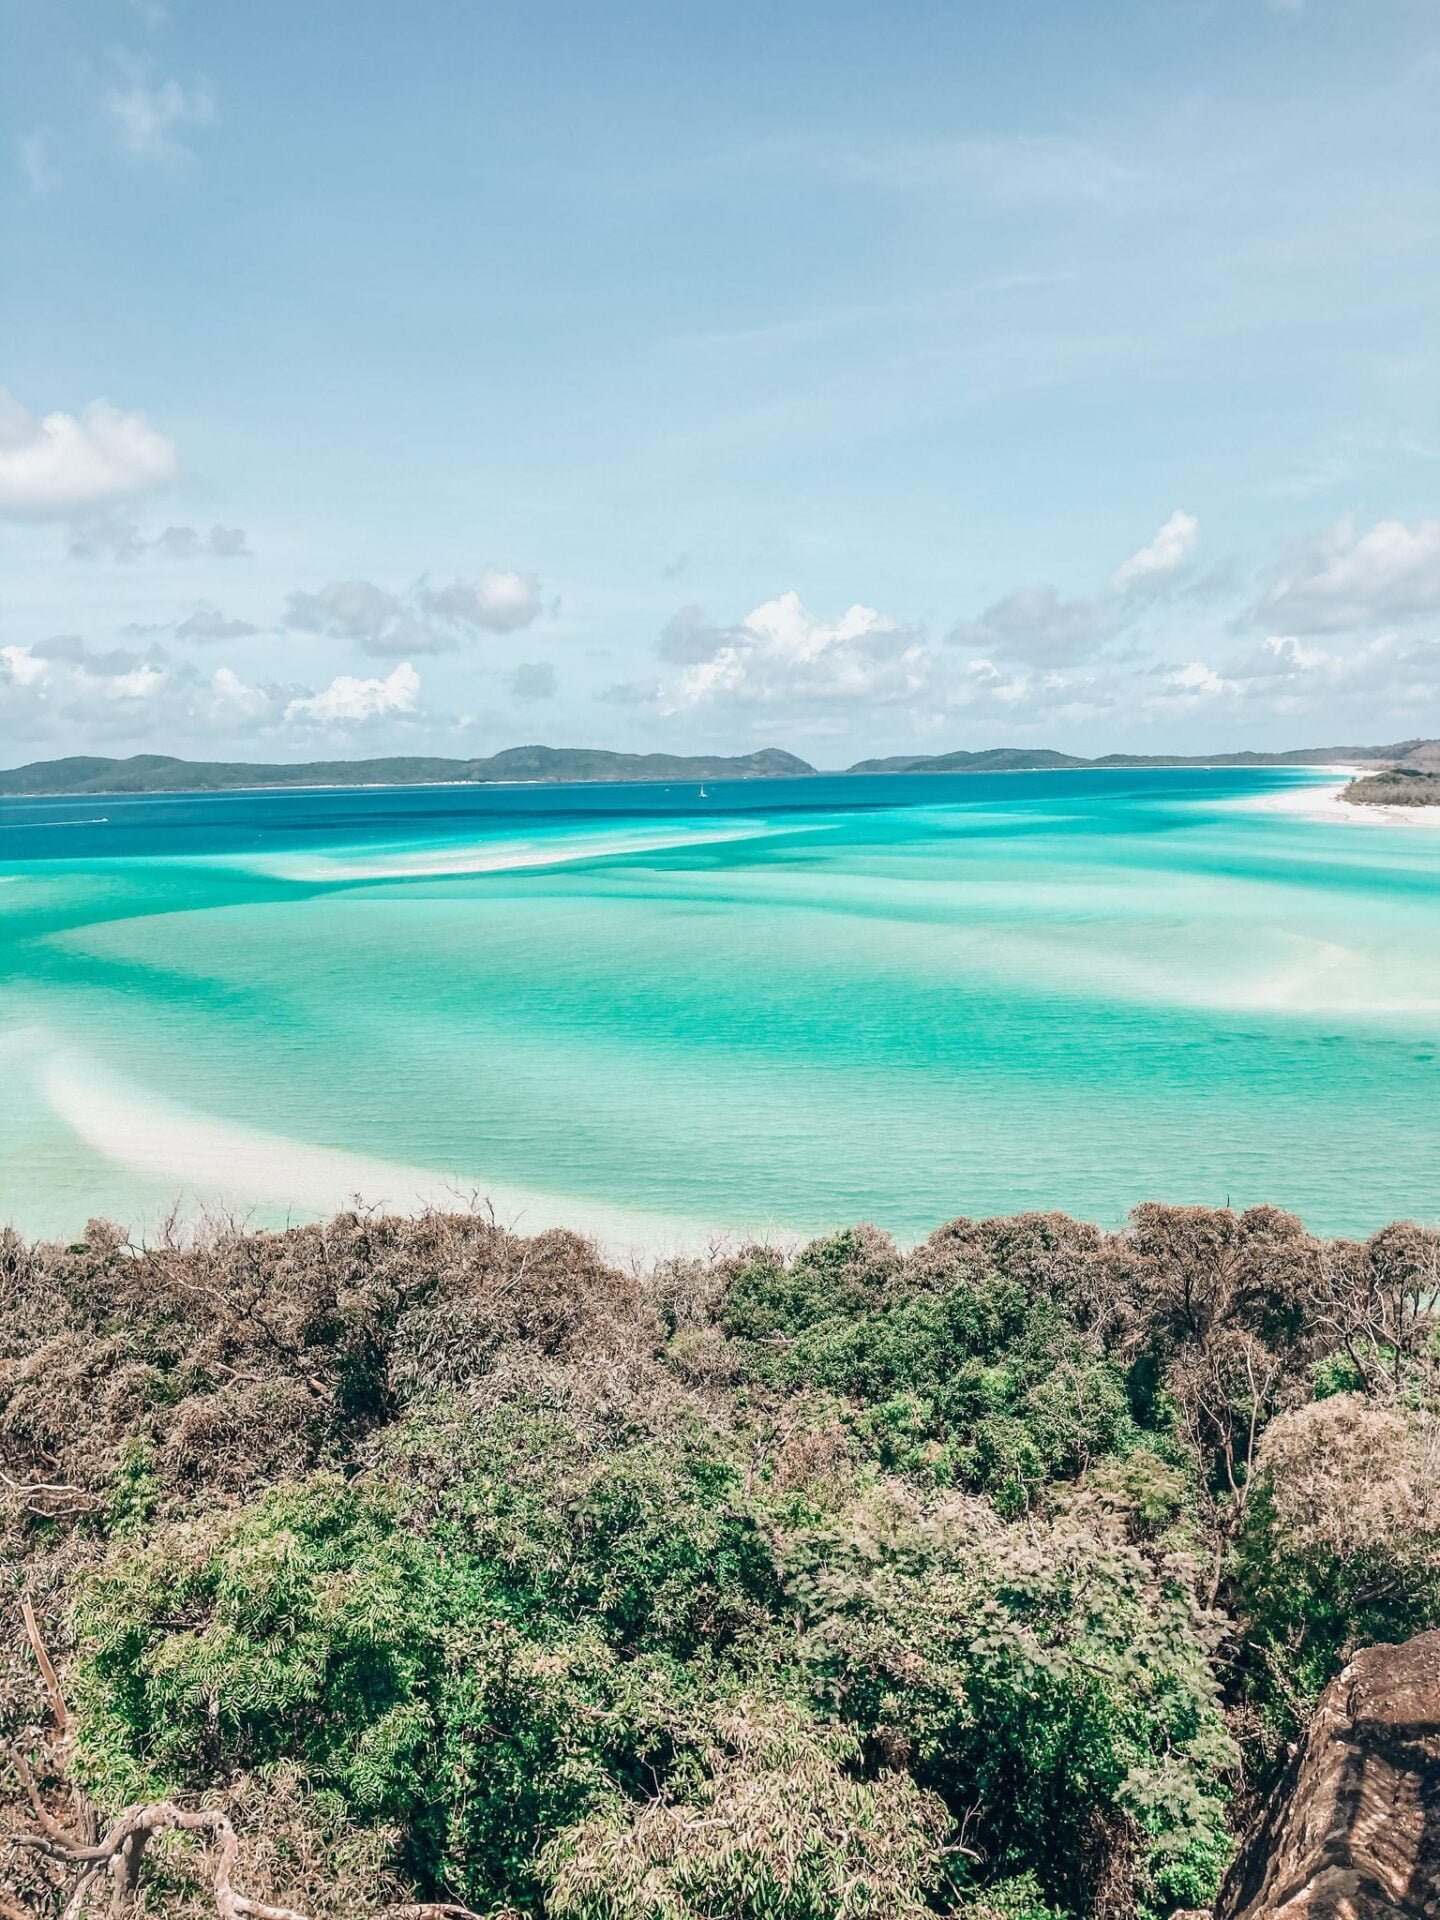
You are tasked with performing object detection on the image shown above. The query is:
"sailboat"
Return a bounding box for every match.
[698,785,708,798]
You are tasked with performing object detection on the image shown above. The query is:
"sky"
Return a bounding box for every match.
[3,0,1440,768]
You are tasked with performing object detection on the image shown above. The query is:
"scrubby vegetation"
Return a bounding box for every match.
[2,1203,1438,1918]
[1342,767,1440,806]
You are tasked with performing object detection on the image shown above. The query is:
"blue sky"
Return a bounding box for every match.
[3,0,1439,764]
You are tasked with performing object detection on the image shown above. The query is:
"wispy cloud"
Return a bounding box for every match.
[18,133,61,194]
[104,59,216,160]
[67,517,252,562]
[1111,511,1201,592]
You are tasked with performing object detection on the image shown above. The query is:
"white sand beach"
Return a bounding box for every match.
[36,1049,792,1265]
[1233,772,1440,830]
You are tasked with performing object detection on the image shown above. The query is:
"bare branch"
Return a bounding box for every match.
[10,1801,314,1920]
[21,1596,69,1738]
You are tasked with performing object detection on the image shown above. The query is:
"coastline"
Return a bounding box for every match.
[1233,769,1440,830]
[0,756,1413,802]
[28,1048,799,1266]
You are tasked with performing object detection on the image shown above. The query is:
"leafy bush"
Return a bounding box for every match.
[789,1489,1234,1920]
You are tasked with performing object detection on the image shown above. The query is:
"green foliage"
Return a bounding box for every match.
[790,1493,1234,1920]
[107,1436,161,1535]
[71,1415,788,1912]
[739,1270,1141,1511]
[543,1703,952,1920]
[721,1227,899,1339]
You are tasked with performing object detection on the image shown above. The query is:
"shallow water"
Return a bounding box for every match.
[2,767,1437,1247]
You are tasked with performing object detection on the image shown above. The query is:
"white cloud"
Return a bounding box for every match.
[0,390,180,515]
[1253,514,1440,633]
[650,590,931,716]
[1111,510,1200,591]
[1165,661,1233,699]
[285,579,405,643]
[0,644,49,688]
[284,661,421,726]
[104,63,216,160]
[0,638,437,754]
[210,665,272,722]
[826,132,1144,211]
[0,638,282,748]
[419,569,543,633]
[942,513,1201,673]
[19,133,60,194]
[657,606,752,664]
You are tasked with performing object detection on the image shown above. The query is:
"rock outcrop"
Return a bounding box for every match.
[1217,1632,1440,1920]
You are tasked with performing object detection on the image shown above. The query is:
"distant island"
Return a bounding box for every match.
[1,737,1435,797]
[0,744,815,796]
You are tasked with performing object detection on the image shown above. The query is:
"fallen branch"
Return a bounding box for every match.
[11,1800,312,1919]
[20,1597,68,1740]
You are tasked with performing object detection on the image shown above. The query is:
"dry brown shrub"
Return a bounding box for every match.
[160,1379,334,1497]
[1123,1203,1324,1355]
[1256,1393,1440,1563]
[664,1325,740,1389]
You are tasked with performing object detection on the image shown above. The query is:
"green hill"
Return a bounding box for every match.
[847,740,1426,775]
[3,739,1432,797]
[0,745,815,796]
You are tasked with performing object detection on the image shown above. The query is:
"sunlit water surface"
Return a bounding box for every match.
[2,768,1437,1248]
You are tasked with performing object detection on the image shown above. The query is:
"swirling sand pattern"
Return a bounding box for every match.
[1,766,1437,1248]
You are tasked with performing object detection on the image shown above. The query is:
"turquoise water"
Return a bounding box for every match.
[2,767,1437,1247]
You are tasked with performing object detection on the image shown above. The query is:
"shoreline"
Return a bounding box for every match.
[26,1047,805,1267]
[0,759,1407,803]
[1232,770,1440,830]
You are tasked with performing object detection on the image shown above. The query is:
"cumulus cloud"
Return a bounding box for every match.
[1253,514,1440,633]
[947,586,1110,667]
[0,636,277,745]
[0,390,180,516]
[1111,510,1201,591]
[67,517,252,561]
[284,661,421,726]
[508,661,558,701]
[1165,660,1234,701]
[173,604,260,643]
[418,569,543,633]
[158,523,251,559]
[285,580,406,643]
[0,636,432,753]
[104,62,216,160]
[645,591,931,717]
[657,605,751,665]
[284,569,542,657]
